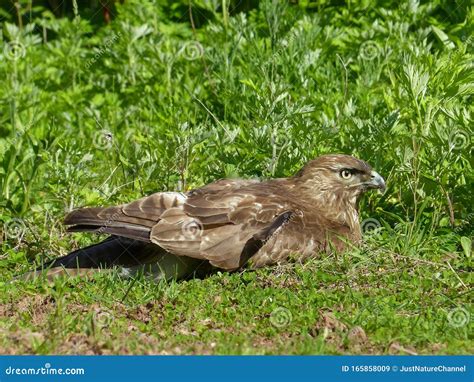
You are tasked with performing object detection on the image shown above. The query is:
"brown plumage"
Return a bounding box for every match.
[29,154,385,281]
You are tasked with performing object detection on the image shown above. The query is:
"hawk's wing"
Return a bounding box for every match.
[64,179,295,269]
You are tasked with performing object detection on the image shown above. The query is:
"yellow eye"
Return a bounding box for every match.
[340,169,352,179]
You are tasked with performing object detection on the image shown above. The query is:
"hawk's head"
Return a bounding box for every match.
[294,154,385,233]
[295,154,385,195]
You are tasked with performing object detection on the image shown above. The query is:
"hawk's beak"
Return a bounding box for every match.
[367,171,386,192]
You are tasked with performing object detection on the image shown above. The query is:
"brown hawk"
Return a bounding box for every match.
[29,154,385,280]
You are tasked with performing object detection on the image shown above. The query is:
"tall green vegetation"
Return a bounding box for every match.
[1,1,471,265]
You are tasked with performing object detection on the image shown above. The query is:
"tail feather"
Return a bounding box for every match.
[66,224,151,241]
[64,207,154,242]
[39,236,153,269]
[20,236,211,282]
[64,207,156,228]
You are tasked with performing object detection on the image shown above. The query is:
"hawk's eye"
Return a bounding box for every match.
[340,169,353,180]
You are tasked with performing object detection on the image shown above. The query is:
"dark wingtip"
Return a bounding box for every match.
[66,224,102,232]
[63,208,103,226]
[63,211,76,225]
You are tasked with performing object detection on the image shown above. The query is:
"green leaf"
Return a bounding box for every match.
[460,236,471,258]
[431,26,455,50]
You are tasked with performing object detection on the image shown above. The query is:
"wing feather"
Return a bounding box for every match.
[64,179,298,270]
[64,192,187,242]
[150,181,295,269]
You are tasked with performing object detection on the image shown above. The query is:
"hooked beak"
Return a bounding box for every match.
[367,171,386,192]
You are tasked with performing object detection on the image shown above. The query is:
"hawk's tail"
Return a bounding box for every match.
[19,236,210,282]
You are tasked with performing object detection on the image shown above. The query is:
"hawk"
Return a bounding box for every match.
[30,154,385,280]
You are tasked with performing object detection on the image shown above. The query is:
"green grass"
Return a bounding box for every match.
[1,243,471,354]
[0,0,472,354]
